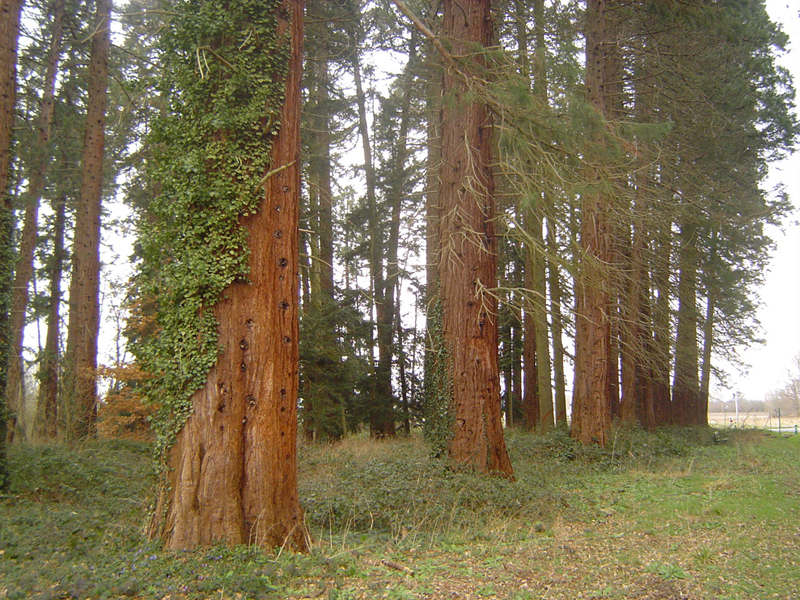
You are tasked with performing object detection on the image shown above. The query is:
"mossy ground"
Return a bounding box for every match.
[1,427,798,599]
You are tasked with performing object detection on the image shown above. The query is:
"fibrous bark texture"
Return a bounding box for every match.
[571,0,613,446]
[0,0,24,489]
[151,0,308,551]
[63,0,111,439]
[439,0,513,477]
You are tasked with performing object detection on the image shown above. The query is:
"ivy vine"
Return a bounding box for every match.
[134,0,291,462]
[423,295,454,458]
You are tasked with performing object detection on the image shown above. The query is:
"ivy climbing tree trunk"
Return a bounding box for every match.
[38,194,66,438]
[0,0,23,490]
[438,0,513,477]
[62,0,111,440]
[147,0,308,551]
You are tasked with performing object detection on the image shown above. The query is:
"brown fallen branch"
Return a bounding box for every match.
[381,558,415,576]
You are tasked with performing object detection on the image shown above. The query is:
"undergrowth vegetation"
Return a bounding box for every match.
[1,427,798,599]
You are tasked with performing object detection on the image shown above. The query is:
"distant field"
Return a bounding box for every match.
[708,411,800,431]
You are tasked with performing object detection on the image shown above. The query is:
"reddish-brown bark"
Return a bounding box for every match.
[152,0,308,551]
[1,0,23,476]
[439,0,513,477]
[672,224,701,426]
[571,0,614,446]
[63,0,111,439]
[652,225,673,426]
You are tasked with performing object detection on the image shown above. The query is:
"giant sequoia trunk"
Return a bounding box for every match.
[62,0,111,440]
[651,221,673,426]
[571,0,614,446]
[438,0,513,477]
[150,0,308,551]
[0,0,23,489]
[672,223,702,426]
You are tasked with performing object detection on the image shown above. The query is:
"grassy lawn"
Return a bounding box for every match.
[1,428,798,599]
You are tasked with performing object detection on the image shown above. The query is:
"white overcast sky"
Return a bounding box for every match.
[723,1,800,401]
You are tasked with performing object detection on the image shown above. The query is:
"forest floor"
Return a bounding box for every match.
[1,426,799,600]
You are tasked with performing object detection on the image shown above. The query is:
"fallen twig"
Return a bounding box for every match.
[381,558,414,576]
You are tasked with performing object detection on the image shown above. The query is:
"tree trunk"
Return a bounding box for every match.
[0,0,23,490]
[531,0,553,431]
[303,54,340,441]
[151,0,308,551]
[439,0,513,477]
[385,35,416,435]
[62,0,111,440]
[6,0,64,439]
[510,303,522,427]
[547,217,567,426]
[651,220,673,426]
[571,0,614,446]
[352,41,394,437]
[38,194,66,438]
[698,229,717,426]
[515,0,538,432]
[423,43,447,450]
[673,223,700,426]
[522,265,539,430]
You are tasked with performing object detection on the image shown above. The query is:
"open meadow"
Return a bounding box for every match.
[2,427,799,600]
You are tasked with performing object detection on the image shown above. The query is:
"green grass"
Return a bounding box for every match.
[1,428,799,599]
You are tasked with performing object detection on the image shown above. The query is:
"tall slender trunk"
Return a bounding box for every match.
[572,0,614,446]
[352,43,394,437]
[511,304,522,427]
[62,0,111,440]
[423,44,447,449]
[621,42,656,430]
[672,223,700,426]
[620,205,654,429]
[6,0,64,437]
[515,0,538,431]
[439,0,513,477]
[0,0,24,489]
[425,52,441,308]
[385,35,417,435]
[531,0,553,431]
[652,219,673,426]
[38,194,66,438]
[547,218,567,426]
[698,229,717,426]
[303,55,340,440]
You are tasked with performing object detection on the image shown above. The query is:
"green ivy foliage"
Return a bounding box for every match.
[133,0,290,460]
[423,295,454,458]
